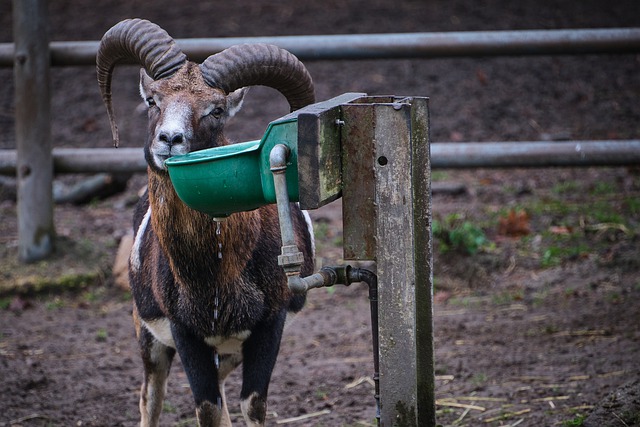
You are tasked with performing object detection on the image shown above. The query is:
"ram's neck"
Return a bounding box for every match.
[147,170,262,288]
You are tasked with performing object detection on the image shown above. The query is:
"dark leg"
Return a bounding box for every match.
[240,310,287,426]
[170,322,227,427]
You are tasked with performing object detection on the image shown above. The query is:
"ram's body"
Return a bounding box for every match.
[97,19,315,427]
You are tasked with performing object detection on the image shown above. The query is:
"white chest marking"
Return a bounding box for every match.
[130,207,152,273]
[301,208,316,258]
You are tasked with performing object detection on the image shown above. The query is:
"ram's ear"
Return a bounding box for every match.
[226,87,249,118]
[139,68,154,101]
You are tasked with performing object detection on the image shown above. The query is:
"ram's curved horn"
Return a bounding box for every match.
[199,44,315,112]
[96,19,187,147]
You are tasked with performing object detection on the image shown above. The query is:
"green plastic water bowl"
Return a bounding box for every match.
[165,93,368,217]
[165,118,299,217]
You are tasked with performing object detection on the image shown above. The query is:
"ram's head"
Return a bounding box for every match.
[96,19,315,171]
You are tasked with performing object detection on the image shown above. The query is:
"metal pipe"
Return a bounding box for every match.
[1,28,639,67]
[269,144,304,274]
[269,144,357,295]
[2,140,638,176]
[431,140,640,168]
[269,143,313,295]
[287,267,338,294]
[283,264,381,424]
[0,148,145,175]
[346,267,381,426]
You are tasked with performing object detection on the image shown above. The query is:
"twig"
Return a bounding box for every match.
[533,396,570,402]
[568,375,590,381]
[587,222,631,236]
[612,412,630,427]
[569,405,594,411]
[503,254,516,276]
[445,396,507,402]
[275,409,331,424]
[598,370,625,378]
[484,408,531,423]
[453,404,473,425]
[435,375,455,381]
[345,376,375,389]
[436,400,486,411]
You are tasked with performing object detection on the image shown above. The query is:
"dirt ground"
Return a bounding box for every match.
[1,0,640,426]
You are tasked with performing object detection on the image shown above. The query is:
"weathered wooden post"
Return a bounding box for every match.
[342,96,435,426]
[13,0,55,262]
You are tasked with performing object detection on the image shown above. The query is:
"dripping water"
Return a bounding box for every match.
[213,290,219,333]
[213,285,221,409]
[215,220,223,260]
[214,220,222,379]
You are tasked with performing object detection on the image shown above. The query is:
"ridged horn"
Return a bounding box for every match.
[199,44,315,112]
[96,19,187,147]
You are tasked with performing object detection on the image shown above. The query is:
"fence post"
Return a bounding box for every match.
[13,0,55,262]
[342,96,435,426]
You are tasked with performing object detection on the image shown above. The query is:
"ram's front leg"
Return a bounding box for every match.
[171,323,230,427]
[240,311,287,427]
[137,320,175,427]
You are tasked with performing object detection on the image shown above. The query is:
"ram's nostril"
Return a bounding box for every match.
[159,132,184,145]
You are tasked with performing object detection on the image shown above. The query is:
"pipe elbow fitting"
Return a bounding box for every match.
[287,274,309,294]
[269,144,290,172]
[287,268,339,294]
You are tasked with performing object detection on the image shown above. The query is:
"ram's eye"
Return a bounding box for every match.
[146,97,156,107]
[210,107,224,118]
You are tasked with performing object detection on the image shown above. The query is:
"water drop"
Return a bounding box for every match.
[213,289,220,330]
[215,221,223,259]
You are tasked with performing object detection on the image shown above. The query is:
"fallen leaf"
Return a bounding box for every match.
[498,209,531,237]
[476,68,489,85]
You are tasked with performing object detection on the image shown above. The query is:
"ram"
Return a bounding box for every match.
[97,19,315,427]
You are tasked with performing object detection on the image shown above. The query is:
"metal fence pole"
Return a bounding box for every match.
[1,28,639,66]
[13,0,55,262]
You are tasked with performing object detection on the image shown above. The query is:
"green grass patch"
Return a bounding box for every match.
[552,180,582,195]
[433,214,490,255]
[45,297,66,310]
[95,328,108,342]
[591,181,616,196]
[431,171,450,182]
[162,400,177,414]
[562,414,587,426]
[625,197,640,215]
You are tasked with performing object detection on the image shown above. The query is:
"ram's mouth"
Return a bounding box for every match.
[152,152,173,170]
